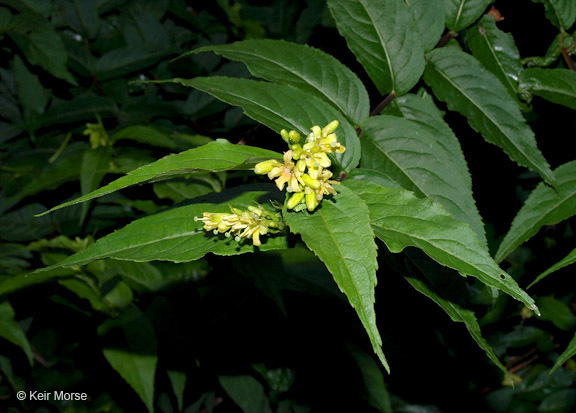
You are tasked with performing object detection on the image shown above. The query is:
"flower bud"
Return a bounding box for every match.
[322,120,339,136]
[306,191,318,211]
[302,173,321,189]
[288,130,301,144]
[254,159,278,175]
[280,129,290,143]
[287,192,305,209]
[296,159,307,172]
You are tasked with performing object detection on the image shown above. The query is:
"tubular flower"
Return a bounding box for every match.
[253,120,345,212]
[195,205,284,247]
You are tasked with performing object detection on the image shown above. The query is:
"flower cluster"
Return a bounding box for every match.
[194,205,284,247]
[254,120,345,212]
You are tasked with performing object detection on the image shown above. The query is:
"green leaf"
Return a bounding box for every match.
[80,147,112,223]
[111,126,213,150]
[284,185,388,371]
[327,0,425,95]
[168,370,186,412]
[403,0,445,51]
[495,161,576,263]
[100,308,157,413]
[535,296,576,331]
[157,77,360,171]
[40,140,281,215]
[530,247,576,288]
[424,48,556,187]
[539,389,576,412]
[95,45,175,81]
[520,68,576,110]
[31,185,288,272]
[66,0,101,38]
[13,55,49,117]
[444,0,491,31]
[552,333,576,373]
[0,301,33,364]
[344,179,537,312]
[347,168,402,189]
[348,346,392,413]
[192,40,370,125]
[532,0,576,30]
[219,375,271,413]
[360,115,486,246]
[466,15,523,97]
[402,251,509,378]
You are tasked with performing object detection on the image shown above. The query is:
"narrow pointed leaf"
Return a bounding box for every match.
[424,48,556,187]
[552,333,576,374]
[532,0,576,30]
[444,0,491,32]
[327,0,425,95]
[403,0,445,51]
[192,40,370,125]
[39,140,282,216]
[361,115,486,246]
[31,185,288,273]
[520,68,576,110]
[467,15,523,97]
[284,185,388,371]
[344,179,537,311]
[496,161,576,263]
[530,248,576,288]
[403,252,508,377]
[158,77,360,170]
[0,301,33,364]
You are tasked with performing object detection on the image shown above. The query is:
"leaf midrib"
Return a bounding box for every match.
[479,25,517,92]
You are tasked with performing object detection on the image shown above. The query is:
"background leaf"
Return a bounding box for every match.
[344,179,537,312]
[495,161,576,263]
[284,185,388,371]
[532,0,576,30]
[444,0,492,32]
[219,375,271,413]
[360,115,486,246]
[529,247,576,288]
[424,47,556,187]
[552,333,576,373]
[327,0,425,95]
[192,39,370,125]
[520,68,576,110]
[0,301,33,364]
[403,0,444,51]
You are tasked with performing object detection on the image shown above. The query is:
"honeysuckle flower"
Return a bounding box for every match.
[255,150,303,192]
[195,205,284,247]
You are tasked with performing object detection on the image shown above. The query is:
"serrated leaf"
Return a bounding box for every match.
[347,168,402,189]
[40,140,281,215]
[403,0,445,51]
[360,115,486,246]
[467,15,522,97]
[344,179,537,311]
[31,185,288,272]
[327,0,425,95]
[402,251,509,378]
[157,77,360,170]
[0,301,33,364]
[496,161,576,263]
[100,308,157,413]
[530,247,576,288]
[284,185,388,371]
[444,0,491,32]
[520,68,576,110]
[192,40,370,125]
[552,333,576,373]
[532,0,576,30]
[424,48,556,187]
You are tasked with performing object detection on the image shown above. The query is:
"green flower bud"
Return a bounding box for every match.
[287,192,305,209]
[280,129,290,143]
[254,159,277,175]
[306,191,318,211]
[302,173,321,189]
[296,159,307,172]
[288,130,301,144]
[322,120,339,136]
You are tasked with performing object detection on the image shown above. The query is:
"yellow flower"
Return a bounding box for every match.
[255,151,303,192]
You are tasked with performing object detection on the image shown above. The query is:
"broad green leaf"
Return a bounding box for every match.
[348,346,392,413]
[100,308,157,413]
[80,147,112,223]
[495,161,576,263]
[95,45,175,81]
[361,115,486,246]
[36,95,117,128]
[402,251,508,377]
[344,179,538,312]
[65,0,100,38]
[39,140,281,215]
[0,267,76,297]
[530,247,576,288]
[467,15,523,97]
[424,48,556,187]
[552,333,576,373]
[520,68,576,110]
[31,185,288,272]
[403,0,445,51]
[14,55,48,116]
[218,375,271,413]
[327,0,425,95]
[284,185,388,371]
[536,296,576,331]
[532,0,576,30]
[192,40,370,125]
[157,77,360,171]
[0,301,33,364]
[444,0,491,31]
[540,389,576,412]
[0,203,54,242]
[111,126,213,150]
[347,168,402,189]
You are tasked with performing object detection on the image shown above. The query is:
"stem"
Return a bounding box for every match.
[369,91,395,117]
[436,30,457,49]
[561,47,576,71]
